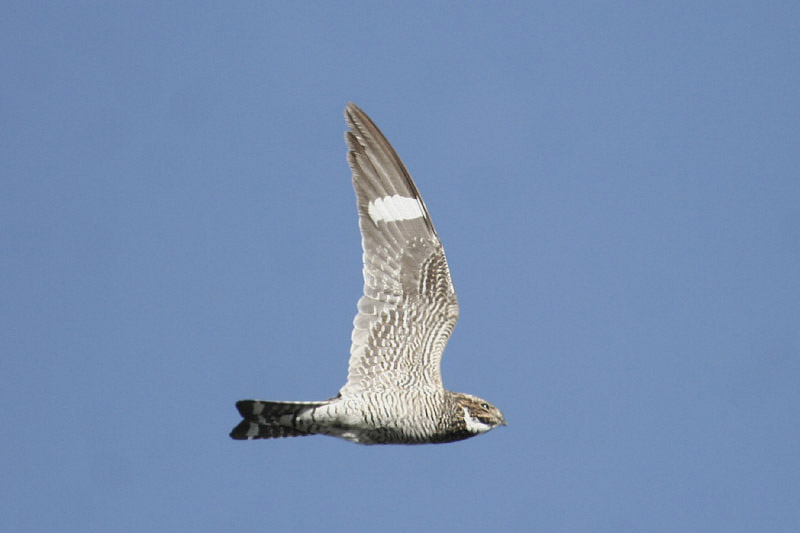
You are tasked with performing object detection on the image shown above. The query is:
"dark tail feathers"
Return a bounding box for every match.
[229,400,325,440]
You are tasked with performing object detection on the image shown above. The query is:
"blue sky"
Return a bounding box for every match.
[2,2,799,531]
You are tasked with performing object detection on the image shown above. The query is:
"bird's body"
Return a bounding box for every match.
[233,390,498,445]
[230,103,505,445]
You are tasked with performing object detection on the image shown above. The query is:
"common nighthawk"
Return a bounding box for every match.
[230,103,506,445]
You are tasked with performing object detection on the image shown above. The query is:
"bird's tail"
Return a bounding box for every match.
[229,399,326,440]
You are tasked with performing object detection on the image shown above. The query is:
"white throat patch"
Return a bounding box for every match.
[368,195,425,224]
[463,407,492,434]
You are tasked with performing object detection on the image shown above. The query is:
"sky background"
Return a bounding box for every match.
[2,2,799,532]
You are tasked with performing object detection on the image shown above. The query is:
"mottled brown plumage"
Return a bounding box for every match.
[230,103,506,444]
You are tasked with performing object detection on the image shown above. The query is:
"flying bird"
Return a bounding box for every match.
[230,103,506,444]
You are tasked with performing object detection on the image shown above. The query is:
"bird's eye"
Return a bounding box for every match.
[480,403,489,410]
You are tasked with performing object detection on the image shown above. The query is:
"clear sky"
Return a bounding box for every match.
[2,2,799,532]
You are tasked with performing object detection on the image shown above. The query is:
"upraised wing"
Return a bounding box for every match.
[340,103,459,396]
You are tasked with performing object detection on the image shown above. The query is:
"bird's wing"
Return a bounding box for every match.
[340,103,459,396]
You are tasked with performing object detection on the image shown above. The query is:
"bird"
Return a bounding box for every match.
[229,103,506,445]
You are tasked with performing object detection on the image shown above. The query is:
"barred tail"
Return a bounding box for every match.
[229,399,325,440]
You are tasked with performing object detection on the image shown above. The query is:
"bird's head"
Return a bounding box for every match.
[454,393,507,435]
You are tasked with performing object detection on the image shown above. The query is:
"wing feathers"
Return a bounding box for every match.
[341,103,459,396]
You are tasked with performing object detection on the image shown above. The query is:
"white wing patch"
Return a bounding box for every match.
[368,195,425,224]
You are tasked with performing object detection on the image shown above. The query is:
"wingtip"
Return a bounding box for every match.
[344,102,368,149]
[344,101,364,129]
